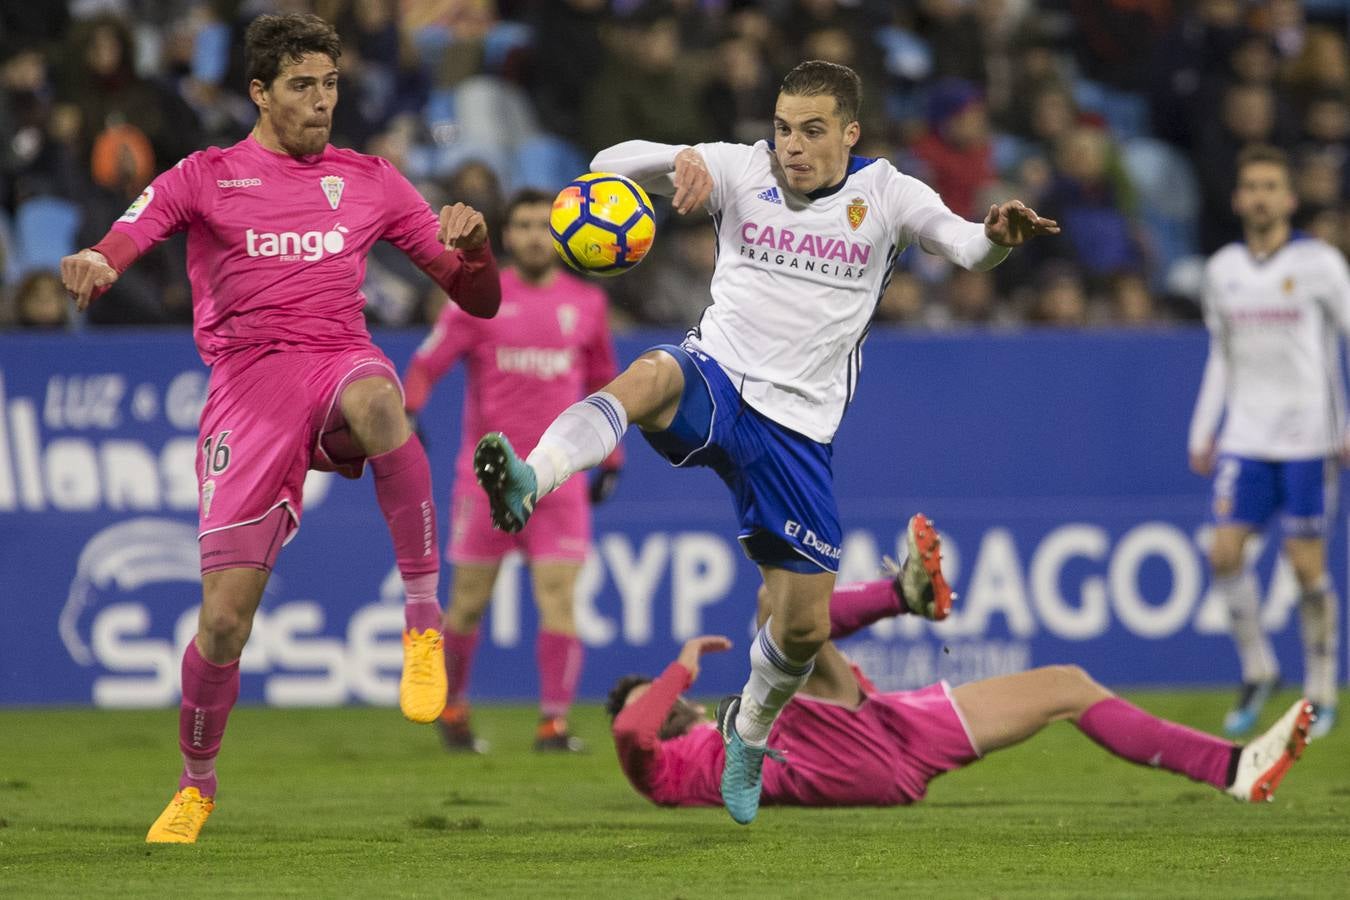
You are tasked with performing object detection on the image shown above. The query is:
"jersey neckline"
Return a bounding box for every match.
[764,140,879,201]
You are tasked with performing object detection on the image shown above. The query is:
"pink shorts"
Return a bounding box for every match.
[766,681,979,806]
[197,344,399,574]
[448,472,590,564]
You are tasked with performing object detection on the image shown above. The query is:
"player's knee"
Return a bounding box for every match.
[1209,547,1243,578]
[345,380,407,451]
[755,586,772,625]
[198,604,252,650]
[777,617,830,655]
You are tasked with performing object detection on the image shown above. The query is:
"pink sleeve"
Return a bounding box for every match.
[380,161,502,317]
[583,288,624,468]
[93,153,206,273]
[403,302,475,415]
[612,662,691,798]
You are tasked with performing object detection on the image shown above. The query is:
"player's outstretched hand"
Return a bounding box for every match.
[590,465,621,505]
[672,148,713,216]
[59,249,118,311]
[984,199,1060,247]
[438,202,489,251]
[677,635,732,681]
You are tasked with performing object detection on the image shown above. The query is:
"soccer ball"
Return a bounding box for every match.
[550,173,656,276]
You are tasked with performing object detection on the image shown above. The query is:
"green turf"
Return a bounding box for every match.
[1,689,1346,898]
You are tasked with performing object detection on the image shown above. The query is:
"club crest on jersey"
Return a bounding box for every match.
[557,304,578,336]
[320,175,345,210]
[1283,276,1295,294]
[846,197,867,231]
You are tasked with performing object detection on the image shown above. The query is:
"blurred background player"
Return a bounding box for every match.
[608,516,1315,810]
[404,188,622,753]
[1188,144,1349,741]
[471,59,1057,825]
[59,13,500,843]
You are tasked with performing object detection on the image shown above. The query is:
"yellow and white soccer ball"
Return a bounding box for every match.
[550,172,656,276]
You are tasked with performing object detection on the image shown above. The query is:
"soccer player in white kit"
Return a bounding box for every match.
[472,60,1058,824]
[1189,145,1348,741]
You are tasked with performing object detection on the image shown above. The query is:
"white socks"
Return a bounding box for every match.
[734,623,814,747]
[1215,572,1279,684]
[526,392,627,498]
[1300,583,1340,707]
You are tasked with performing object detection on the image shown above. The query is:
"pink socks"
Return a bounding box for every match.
[178,641,240,798]
[369,435,442,632]
[1077,697,1236,790]
[829,579,904,639]
[537,630,584,719]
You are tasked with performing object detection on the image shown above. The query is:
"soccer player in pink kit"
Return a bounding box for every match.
[608,518,1316,809]
[58,14,501,843]
[404,189,622,752]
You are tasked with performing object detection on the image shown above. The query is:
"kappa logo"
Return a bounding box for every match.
[756,186,782,204]
[321,175,345,210]
[217,178,262,189]
[846,196,867,231]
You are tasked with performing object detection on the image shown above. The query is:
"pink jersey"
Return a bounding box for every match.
[94,134,495,364]
[613,663,978,808]
[404,267,622,481]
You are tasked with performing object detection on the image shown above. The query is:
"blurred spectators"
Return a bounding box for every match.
[1,0,1347,334]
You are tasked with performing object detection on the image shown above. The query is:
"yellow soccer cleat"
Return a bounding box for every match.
[401,628,448,724]
[146,787,215,844]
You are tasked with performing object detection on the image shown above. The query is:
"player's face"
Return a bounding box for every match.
[772,93,860,194]
[252,53,338,157]
[503,202,557,279]
[620,684,708,740]
[1232,161,1296,230]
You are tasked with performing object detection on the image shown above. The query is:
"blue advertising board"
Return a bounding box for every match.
[0,329,1342,707]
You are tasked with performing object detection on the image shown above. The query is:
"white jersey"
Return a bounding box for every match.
[592,140,1008,442]
[1188,236,1350,460]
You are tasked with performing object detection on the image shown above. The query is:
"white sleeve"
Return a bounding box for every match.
[1188,267,1228,456]
[886,169,1010,271]
[590,141,687,197]
[1317,246,1350,337]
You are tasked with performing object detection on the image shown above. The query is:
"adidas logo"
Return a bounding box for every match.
[756,186,782,204]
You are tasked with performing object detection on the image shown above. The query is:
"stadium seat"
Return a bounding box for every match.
[14,196,81,276]
[1122,138,1201,289]
[1074,80,1151,142]
[511,135,588,192]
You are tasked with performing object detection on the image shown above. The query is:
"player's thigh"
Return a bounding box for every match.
[608,348,685,431]
[760,565,836,645]
[337,374,409,457]
[797,641,864,707]
[1210,456,1275,568]
[530,561,583,633]
[951,665,1112,754]
[447,561,501,630]
[448,483,518,565]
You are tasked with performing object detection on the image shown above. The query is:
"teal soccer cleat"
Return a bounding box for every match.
[473,432,538,533]
[1222,677,1280,738]
[1308,703,1336,741]
[716,695,779,826]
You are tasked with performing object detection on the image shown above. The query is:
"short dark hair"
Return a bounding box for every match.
[504,188,556,226]
[245,14,342,87]
[604,674,652,721]
[780,60,862,124]
[1236,144,1291,179]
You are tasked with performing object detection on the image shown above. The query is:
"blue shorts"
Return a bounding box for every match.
[1211,455,1336,538]
[640,343,841,574]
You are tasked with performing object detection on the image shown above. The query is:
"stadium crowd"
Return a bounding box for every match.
[1,0,1348,331]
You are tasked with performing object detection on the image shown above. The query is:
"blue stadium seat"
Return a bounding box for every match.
[1074,80,1151,142]
[14,196,81,276]
[1122,138,1201,291]
[511,135,588,193]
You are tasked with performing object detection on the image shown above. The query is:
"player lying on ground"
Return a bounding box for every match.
[60,14,500,843]
[607,516,1315,810]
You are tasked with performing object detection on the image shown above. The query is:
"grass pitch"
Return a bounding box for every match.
[1,689,1346,898]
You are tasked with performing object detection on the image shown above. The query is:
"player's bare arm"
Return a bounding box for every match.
[1189,442,1217,477]
[59,249,119,311]
[676,635,732,681]
[438,202,489,250]
[984,199,1060,247]
[672,148,713,216]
